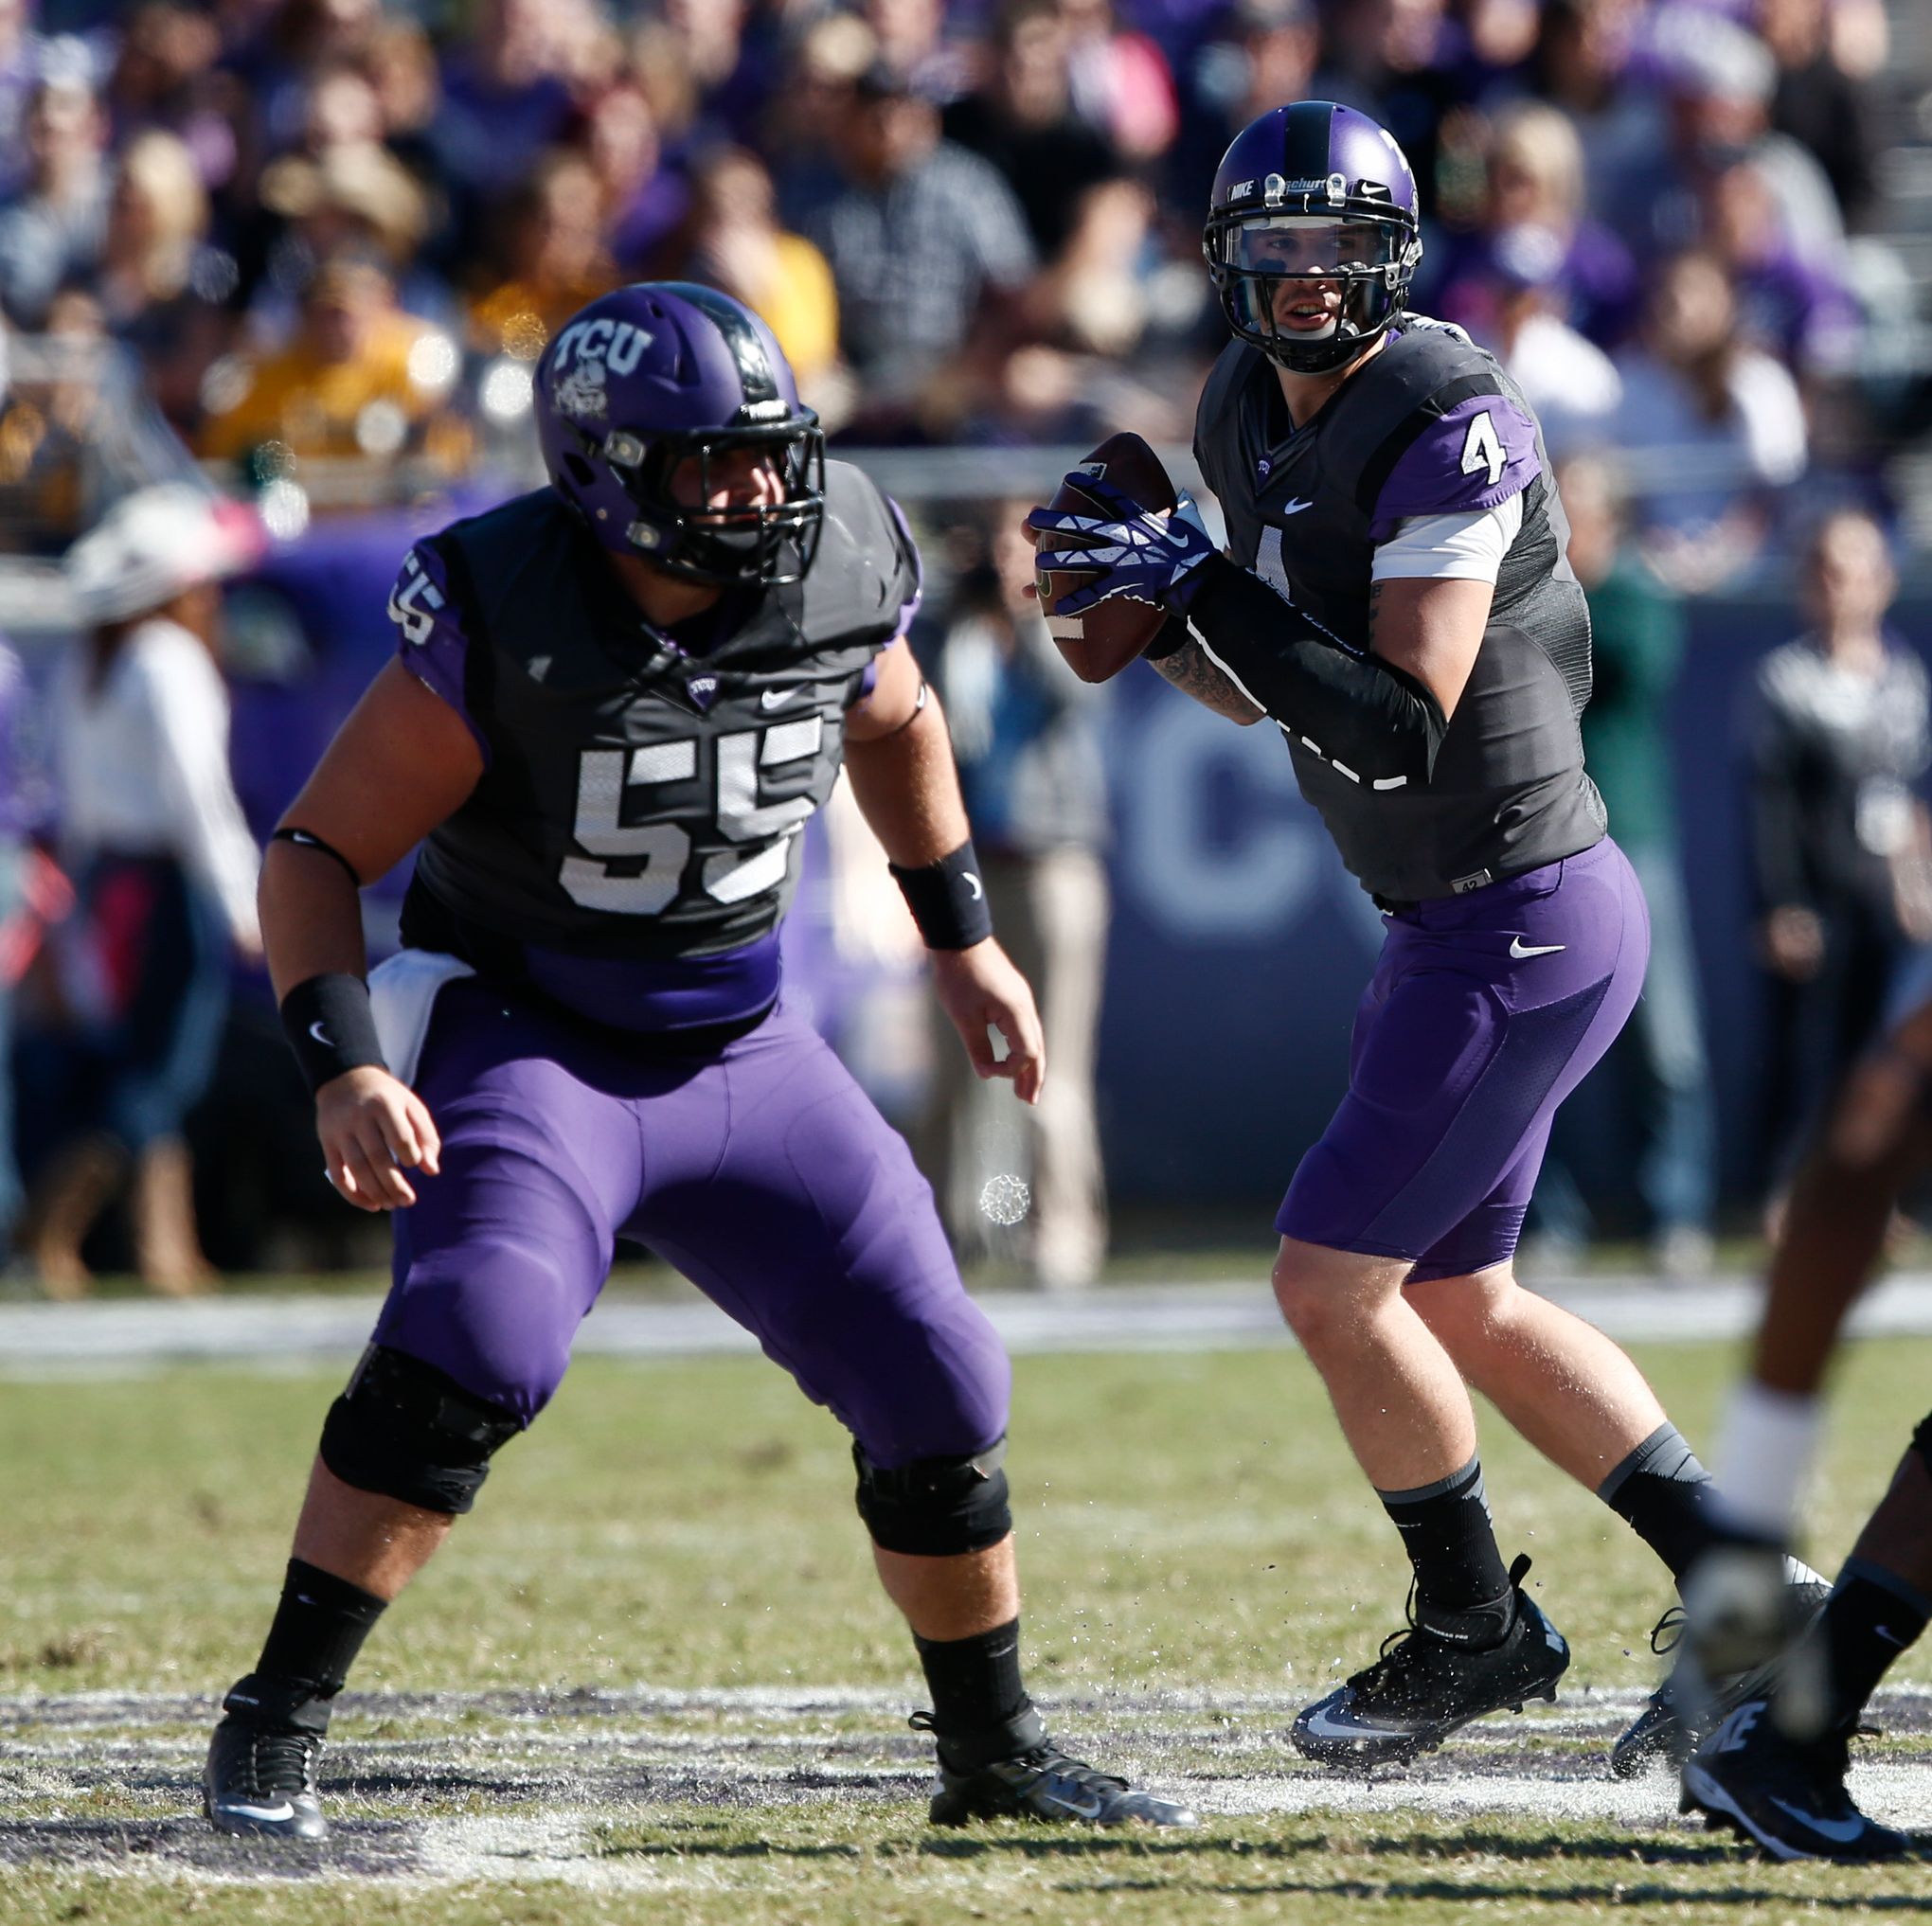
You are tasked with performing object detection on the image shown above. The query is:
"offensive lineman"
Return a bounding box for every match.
[1027,101,1817,1771]
[201,283,1192,1839]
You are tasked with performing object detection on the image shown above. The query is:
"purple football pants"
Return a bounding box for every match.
[1279,837,1650,1280]
[375,981,1010,1468]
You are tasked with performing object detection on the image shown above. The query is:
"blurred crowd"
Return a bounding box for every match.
[0,0,1928,1291]
[0,0,1923,568]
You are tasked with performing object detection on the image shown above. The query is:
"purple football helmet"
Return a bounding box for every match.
[1203,101,1422,375]
[534,282,825,585]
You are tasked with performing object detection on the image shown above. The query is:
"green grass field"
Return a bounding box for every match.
[6,1329,1932,1922]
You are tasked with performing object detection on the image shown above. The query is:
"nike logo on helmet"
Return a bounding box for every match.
[1509,938,1566,959]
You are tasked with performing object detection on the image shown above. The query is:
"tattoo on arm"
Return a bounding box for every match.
[1150,634,1265,724]
[1368,580,1385,651]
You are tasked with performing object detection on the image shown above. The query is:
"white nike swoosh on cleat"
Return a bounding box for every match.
[1057,1791,1106,1819]
[222,1802,296,1822]
[1769,1799,1868,1845]
[1298,1704,1421,1741]
[1509,938,1566,959]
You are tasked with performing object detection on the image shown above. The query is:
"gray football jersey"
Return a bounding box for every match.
[1192,318,1606,901]
[389,462,917,960]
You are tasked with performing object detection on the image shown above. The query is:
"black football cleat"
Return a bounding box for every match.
[1680,1700,1908,1863]
[914,1714,1196,1828]
[1290,1555,1568,1770]
[1610,1557,1831,1779]
[203,1675,330,1840]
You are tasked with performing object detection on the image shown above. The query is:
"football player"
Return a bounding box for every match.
[202,284,1193,1840]
[1673,978,1932,1861]
[1025,102,1819,1772]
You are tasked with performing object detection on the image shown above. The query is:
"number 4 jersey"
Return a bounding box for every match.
[385,462,919,1033]
[1191,318,1606,903]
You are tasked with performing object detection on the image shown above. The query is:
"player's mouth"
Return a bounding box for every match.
[1274,285,1341,334]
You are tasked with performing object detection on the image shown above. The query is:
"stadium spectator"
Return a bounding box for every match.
[1173,0,1321,205]
[1060,0,1182,163]
[860,0,974,103]
[1759,0,1880,229]
[1310,0,1458,215]
[795,61,1037,430]
[1431,98,1639,348]
[1470,225,1621,459]
[1529,0,1669,231]
[466,151,618,363]
[1700,152,1859,380]
[571,77,688,274]
[1615,9,1845,276]
[920,507,1112,1290]
[1535,455,1716,1275]
[103,3,240,195]
[0,65,111,330]
[30,485,261,1295]
[0,631,33,1268]
[942,0,1153,356]
[430,0,575,242]
[1746,509,1932,1198]
[1611,248,1807,593]
[196,249,456,475]
[96,129,213,334]
[652,147,841,401]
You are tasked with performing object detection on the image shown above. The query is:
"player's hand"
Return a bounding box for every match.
[930,938,1046,1105]
[315,1064,442,1212]
[1026,479,1215,616]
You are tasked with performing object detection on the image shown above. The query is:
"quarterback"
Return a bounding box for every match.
[1028,102,1818,1771]
[202,283,1192,1838]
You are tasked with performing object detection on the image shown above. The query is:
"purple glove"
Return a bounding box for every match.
[1027,476,1217,616]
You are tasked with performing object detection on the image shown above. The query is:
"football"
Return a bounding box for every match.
[1035,431,1178,683]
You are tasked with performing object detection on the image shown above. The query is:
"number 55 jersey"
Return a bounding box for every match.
[385,462,919,1033]
[1191,318,1606,903]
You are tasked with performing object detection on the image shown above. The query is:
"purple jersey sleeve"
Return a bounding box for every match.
[884,492,924,639]
[387,540,492,766]
[1368,392,1542,544]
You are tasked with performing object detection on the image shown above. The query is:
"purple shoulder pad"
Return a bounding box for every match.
[1369,393,1541,543]
[387,540,491,766]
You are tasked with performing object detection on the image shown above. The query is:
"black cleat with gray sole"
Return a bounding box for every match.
[203,1675,330,1841]
[1291,1555,1568,1771]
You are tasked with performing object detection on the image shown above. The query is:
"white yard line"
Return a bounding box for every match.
[9,1273,1932,1375]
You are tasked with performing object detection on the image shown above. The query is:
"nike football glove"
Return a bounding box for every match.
[1027,478,1217,616]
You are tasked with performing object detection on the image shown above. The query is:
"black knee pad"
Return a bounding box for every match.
[853,1437,1012,1557]
[318,1346,523,1515]
[1911,1411,1932,1482]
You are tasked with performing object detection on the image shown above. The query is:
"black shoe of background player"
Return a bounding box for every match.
[913,1711,1197,1827]
[1290,1554,1568,1770]
[1609,1555,1831,1780]
[204,1673,331,1840]
[1680,1699,1907,1863]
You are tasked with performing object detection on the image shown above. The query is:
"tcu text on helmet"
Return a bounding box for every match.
[550,316,654,376]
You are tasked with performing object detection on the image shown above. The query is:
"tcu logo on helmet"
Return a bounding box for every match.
[550,316,653,377]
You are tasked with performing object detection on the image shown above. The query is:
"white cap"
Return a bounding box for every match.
[64,485,264,624]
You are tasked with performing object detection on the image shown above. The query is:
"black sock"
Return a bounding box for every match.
[250,1558,386,1705]
[1816,1561,1931,1731]
[913,1617,1041,1767]
[1599,1423,1720,1583]
[1377,1455,1512,1621]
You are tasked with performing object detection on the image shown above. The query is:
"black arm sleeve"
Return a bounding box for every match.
[1180,555,1449,788]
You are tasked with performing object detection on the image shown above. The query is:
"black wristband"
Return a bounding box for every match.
[279,972,385,1096]
[889,841,994,951]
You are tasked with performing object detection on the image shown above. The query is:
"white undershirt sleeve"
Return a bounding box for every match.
[1370,490,1524,585]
